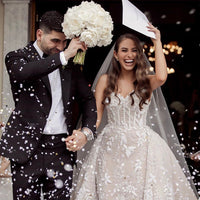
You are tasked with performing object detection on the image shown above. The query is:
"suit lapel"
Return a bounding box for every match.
[41,75,51,94]
[60,66,71,102]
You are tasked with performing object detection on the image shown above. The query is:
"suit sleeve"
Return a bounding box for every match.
[73,66,97,136]
[5,49,62,82]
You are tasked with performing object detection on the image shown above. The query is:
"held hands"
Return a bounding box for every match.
[65,129,87,152]
[0,156,11,177]
[64,38,87,61]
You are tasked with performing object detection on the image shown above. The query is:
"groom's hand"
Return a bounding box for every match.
[64,38,87,61]
[65,130,87,152]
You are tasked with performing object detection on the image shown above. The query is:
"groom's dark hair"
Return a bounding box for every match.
[39,11,64,33]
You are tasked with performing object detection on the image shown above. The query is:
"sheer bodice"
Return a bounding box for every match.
[106,92,149,130]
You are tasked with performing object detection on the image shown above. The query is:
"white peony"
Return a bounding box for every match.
[62,1,114,65]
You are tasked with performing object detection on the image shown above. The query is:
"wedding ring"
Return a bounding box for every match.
[73,144,77,148]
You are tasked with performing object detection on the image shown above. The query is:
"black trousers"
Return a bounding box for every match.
[11,134,74,200]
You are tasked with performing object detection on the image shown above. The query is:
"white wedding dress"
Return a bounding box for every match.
[72,92,197,200]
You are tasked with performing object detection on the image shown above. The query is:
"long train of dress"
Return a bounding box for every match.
[72,92,198,200]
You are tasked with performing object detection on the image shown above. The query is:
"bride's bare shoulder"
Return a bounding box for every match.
[96,74,108,90]
[97,74,108,84]
[99,74,108,81]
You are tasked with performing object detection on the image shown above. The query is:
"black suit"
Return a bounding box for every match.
[0,42,97,199]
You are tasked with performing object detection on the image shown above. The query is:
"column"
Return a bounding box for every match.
[2,0,30,124]
[1,1,30,199]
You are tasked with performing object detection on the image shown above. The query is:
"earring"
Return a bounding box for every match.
[116,57,119,61]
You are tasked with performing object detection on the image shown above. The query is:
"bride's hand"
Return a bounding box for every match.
[65,130,87,152]
[147,23,161,43]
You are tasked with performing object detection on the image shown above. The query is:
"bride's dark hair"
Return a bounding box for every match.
[103,33,151,110]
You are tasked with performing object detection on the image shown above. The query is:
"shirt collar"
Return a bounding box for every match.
[33,40,44,58]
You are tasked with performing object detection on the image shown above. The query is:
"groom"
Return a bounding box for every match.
[0,11,96,199]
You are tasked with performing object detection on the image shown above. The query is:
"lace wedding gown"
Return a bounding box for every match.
[72,92,197,200]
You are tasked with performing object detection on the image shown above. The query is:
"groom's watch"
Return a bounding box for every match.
[81,128,94,141]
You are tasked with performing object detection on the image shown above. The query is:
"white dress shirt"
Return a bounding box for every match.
[33,41,68,135]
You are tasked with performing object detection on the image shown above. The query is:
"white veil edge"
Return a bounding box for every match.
[76,44,199,198]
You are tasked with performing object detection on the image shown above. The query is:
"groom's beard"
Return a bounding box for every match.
[44,47,61,56]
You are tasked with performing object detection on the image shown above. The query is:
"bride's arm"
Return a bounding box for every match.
[94,74,108,129]
[147,23,168,91]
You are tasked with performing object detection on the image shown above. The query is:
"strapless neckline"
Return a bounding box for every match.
[115,90,135,99]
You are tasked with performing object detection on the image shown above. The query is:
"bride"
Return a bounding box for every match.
[71,23,199,199]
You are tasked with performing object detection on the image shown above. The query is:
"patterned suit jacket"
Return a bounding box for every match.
[0,42,97,164]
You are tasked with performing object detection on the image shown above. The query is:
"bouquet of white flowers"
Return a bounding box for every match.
[62,1,114,65]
